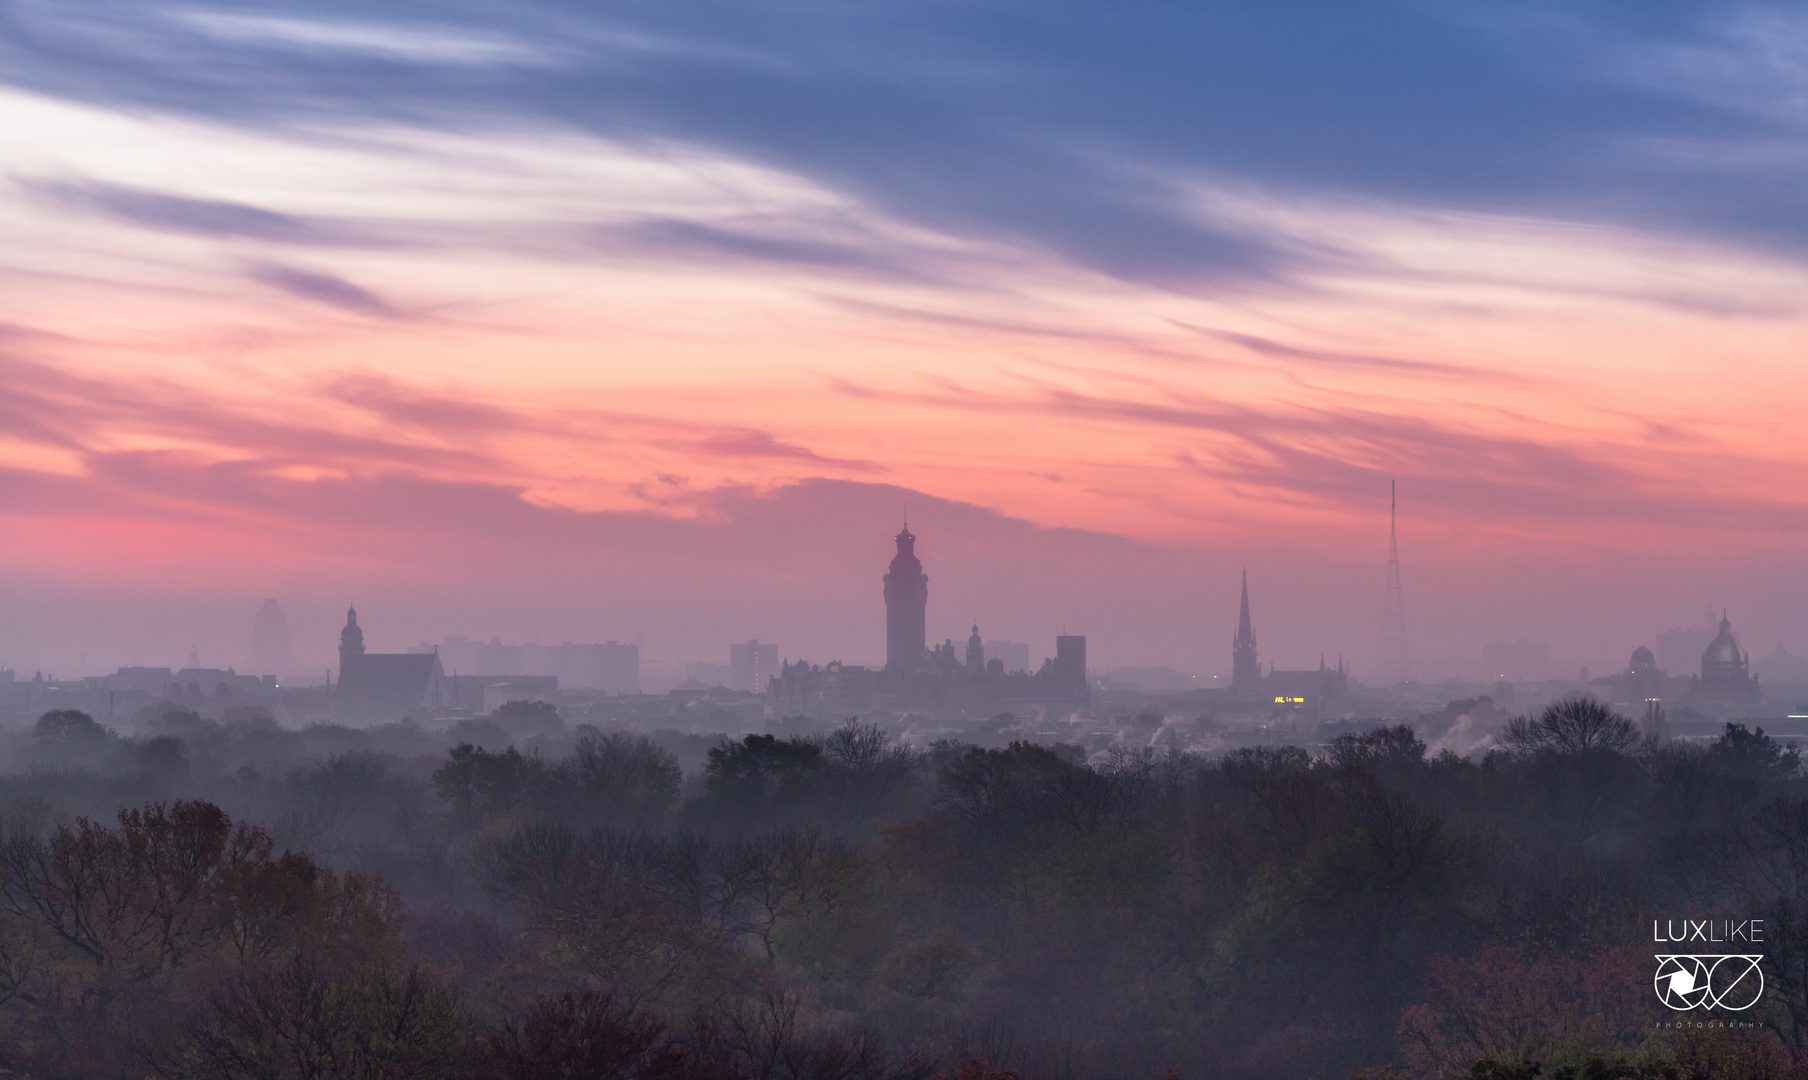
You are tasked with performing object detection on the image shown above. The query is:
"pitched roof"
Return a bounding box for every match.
[337,652,444,719]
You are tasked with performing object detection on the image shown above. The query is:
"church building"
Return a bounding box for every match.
[334,606,447,722]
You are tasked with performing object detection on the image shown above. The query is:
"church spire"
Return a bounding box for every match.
[1236,569,1253,643]
[1231,569,1260,696]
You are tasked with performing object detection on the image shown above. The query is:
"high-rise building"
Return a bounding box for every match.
[249,598,294,673]
[1052,635,1088,702]
[730,639,779,694]
[1231,569,1260,694]
[883,522,929,671]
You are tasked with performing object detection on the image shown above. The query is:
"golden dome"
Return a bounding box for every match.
[1703,617,1747,667]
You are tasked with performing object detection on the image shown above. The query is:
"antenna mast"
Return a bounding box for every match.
[1382,480,1407,683]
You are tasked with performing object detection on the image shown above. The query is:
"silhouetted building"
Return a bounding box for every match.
[423,637,638,693]
[1756,643,1808,684]
[1225,573,1347,711]
[884,523,929,671]
[729,640,779,694]
[1701,615,1750,684]
[1691,613,1761,712]
[770,659,877,717]
[249,598,294,673]
[930,638,961,677]
[339,606,365,673]
[771,523,1090,718]
[983,640,1030,675]
[335,606,447,721]
[1051,635,1088,703]
[1231,570,1260,697]
[445,674,559,712]
[1627,645,1662,701]
[1267,655,1349,707]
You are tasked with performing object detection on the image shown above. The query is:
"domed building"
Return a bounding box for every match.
[1592,643,1674,709]
[1692,613,1760,712]
[1701,615,1750,685]
[1626,644,1662,703]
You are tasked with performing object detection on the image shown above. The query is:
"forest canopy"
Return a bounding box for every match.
[0,698,1796,1079]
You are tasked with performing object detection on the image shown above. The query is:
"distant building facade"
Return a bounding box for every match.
[1226,572,1349,711]
[772,525,1090,717]
[421,637,638,694]
[248,599,294,674]
[983,640,1031,675]
[335,606,447,721]
[1692,613,1760,711]
[445,674,558,712]
[965,626,986,674]
[1266,656,1350,707]
[1591,643,1690,711]
[1231,570,1261,697]
[1050,635,1087,701]
[1627,645,1662,702]
[729,640,780,694]
[884,523,929,671]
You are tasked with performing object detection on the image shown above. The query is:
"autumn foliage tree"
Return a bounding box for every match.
[0,800,447,1078]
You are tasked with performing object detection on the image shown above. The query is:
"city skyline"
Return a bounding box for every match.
[6,7,1808,1078]
[1,513,1787,691]
[5,4,1808,677]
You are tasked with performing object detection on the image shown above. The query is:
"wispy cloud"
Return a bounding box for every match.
[172,10,557,68]
[694,428,883,472]
[246,262,404,319]
[28,179,335,243]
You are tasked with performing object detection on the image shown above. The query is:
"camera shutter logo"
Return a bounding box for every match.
[1653,955,1764,1011]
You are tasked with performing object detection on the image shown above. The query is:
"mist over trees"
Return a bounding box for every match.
[0,697,1798,1078]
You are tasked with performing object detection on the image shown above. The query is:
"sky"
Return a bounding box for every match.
[3,0,1807,680]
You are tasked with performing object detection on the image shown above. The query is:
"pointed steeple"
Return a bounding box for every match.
[1231,569,1260,695]
[1236,569,1254,644]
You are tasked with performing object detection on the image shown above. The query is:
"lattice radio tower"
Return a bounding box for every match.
[1381,480,1408,683]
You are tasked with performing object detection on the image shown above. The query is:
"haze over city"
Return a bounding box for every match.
[6,3,1808,679]
[13,6,1808,1080]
